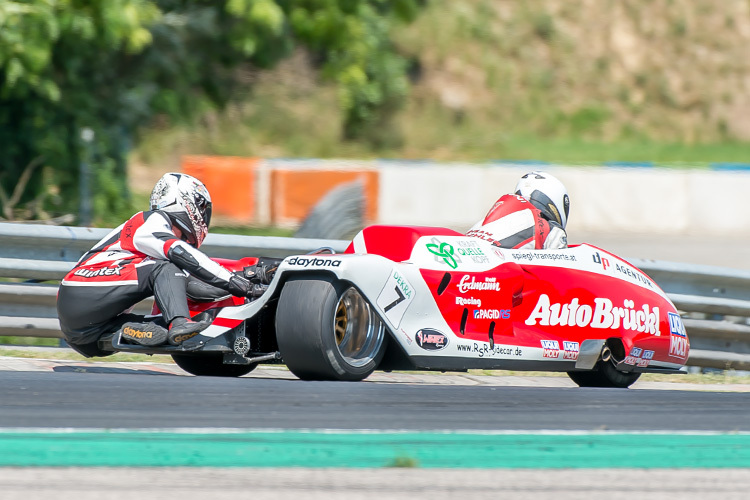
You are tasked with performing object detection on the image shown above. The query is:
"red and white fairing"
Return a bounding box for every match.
[341,225,688,372]
[192,225,689,373]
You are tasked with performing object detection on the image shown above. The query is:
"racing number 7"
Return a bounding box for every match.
[383,286,406,312]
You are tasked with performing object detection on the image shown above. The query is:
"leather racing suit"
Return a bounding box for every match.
[57,210,252,355]
[466,194,568,250]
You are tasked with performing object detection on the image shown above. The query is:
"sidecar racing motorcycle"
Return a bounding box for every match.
[100,225,690,388]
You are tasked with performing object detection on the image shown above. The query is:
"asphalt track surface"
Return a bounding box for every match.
[2,366,750,431]
[2,358,750,498]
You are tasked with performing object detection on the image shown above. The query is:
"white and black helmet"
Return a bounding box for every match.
[150,173,212,247]
[514,171,570,228]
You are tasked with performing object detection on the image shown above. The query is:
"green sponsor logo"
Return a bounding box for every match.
[426,242,457,269]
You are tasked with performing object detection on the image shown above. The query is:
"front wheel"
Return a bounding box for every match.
[275,276,387,381]
[567,360,641,388]
[171,353,258,377]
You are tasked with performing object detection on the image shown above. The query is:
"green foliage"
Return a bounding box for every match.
[0,0,419,223]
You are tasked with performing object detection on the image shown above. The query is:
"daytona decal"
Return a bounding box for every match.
[525,295,660,335]
[286,257,342,268]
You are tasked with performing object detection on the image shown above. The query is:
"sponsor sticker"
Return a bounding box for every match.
[456,297,481,307]
[457,275,501,293]
[456,241,490,264]
[376,268,416,328]
[73,266,123,278]
[415,329,448,350]
[668,312,688,358]
[286,257,342,268]
[541,339,560,358]
[473,309,511,320]
[562,341,579,360]
[426,239,459,269]
[624,347,655,367]
[456,343,523,358]
[592,252,653,288]
[525,294,661,336]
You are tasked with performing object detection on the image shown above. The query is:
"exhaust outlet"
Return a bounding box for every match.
[600,346,612,363]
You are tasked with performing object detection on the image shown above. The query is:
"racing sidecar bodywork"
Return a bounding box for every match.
[106,225,689,388]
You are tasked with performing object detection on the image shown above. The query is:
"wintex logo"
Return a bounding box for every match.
[73,266,123,278]
[287,257,342,268]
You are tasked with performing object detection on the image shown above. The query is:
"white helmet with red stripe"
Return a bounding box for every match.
[150,173,212,247]
[514,171,570,228]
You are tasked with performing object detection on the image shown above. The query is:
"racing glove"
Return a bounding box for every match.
[226,274,256,298]
[243,257,282,285]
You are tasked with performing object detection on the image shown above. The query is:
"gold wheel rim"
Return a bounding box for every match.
[335,300,348,345]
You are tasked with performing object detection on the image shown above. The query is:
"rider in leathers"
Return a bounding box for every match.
[466,171,570,249]
[56,173,275,357]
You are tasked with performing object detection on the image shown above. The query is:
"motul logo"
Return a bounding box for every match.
[525,294,660,335]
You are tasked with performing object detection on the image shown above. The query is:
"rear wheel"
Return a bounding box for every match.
[171,353,257,377]
[567,360,641,388]
[276,276,387,381]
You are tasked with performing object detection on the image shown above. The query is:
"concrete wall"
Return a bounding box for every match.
[377,162,750,236]
[184,156,750,237]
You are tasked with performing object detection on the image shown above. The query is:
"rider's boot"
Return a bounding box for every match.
[121,322,169,346]
[167,316,211,345]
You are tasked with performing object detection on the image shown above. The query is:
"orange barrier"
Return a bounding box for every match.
[271,169,378,226]
[182,155,259,223]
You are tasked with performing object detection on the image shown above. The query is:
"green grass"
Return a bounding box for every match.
[486,136,750,165]
[132,1,750,170]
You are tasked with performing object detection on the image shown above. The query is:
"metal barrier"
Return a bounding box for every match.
[1,222,749,370]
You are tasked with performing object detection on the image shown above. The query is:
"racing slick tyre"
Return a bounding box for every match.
[171,353,258,377]
[567,360,641,388]
[275,276,388,381]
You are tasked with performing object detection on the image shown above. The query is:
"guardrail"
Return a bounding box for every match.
[1,222,749,371]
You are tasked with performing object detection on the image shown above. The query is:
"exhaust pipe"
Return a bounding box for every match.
[600,345,612,363]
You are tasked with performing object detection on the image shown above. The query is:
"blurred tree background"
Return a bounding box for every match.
[0,0,419,224]
[2,0,750,226]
